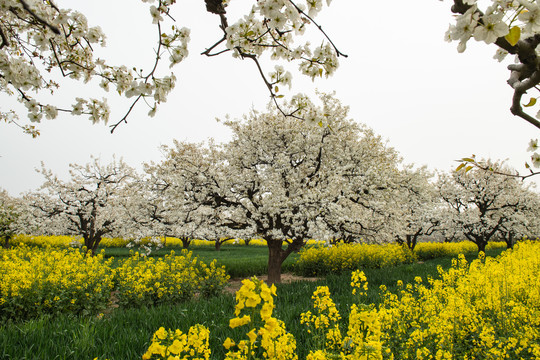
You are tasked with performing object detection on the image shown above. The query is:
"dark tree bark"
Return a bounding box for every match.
[267,240,285,284]
[477,240,487,253]
[83,234,102,256]
[213,237,232,251]
[406,234,418,251]
[266,238,304,284]
[397,231,422,251]
[499,231,516,249]
[180,237,191,249]
[466,234,488,253]
[2,234,12,249]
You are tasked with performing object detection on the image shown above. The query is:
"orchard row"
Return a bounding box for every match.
[1,96,538,283]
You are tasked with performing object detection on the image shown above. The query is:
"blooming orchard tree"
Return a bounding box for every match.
[437,160,533,252]
[214,94,401,283]
[0,0,344,135]
[155,140,257,250]
[314,125,405,245]
[26,157,135,254]
[496,186,540,248]
[218,99,333,283]
[125,140,251,250]
[393,166,440,250]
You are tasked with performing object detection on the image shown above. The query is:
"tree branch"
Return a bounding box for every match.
[0,26,8,49]
[18,0,60,34]
[451,0,540,130]
[287,0,347,58]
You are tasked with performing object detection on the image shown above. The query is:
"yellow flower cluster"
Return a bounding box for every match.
[1,245,229,319]
[146,272,385,360]
[0,244,114,320]
[301,271,385,360]
[301,286,342,351]
[378,241,540,359]
[11,234,82,247]
[114,250,229,307]
[12,235,322,248]
[296,243,417,276]
[145,277,298,360]
[142,325,211,360]
[351,269,368,296]
[224,277,297,360]
[414,241,506,260]
[296,241,509,276]
[143,242,540,359]
[11,234,130,248]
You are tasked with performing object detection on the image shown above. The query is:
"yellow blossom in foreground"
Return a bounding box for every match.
[142,325,210,360]
[229,315,251,329]
[143,241,540,360]
[225,277,297,360]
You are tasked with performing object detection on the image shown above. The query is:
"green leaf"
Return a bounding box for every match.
[276,95,285,98]
[456,163,466,172]
[465,166,473,173]
[524,97,537,107]
[505,26,521,46]
[274,86,279,93]
[462,158,475,163]
[525,162,530,169]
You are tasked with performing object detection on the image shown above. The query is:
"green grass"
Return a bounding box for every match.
[103,244,300,278]
[0,248,503,360]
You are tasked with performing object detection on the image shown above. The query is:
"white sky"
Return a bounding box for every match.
[1,0,539,196]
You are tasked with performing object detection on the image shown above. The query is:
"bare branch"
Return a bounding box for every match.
[287,0,348,58]
[201,35,229,56]
[456,158,540,180]
[109,94,143,133]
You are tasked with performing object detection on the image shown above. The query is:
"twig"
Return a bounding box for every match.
[287,0,347,58]
[201,35,228,56]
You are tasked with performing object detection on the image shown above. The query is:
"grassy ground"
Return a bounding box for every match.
[103,244,300,277]
[0,247,504,360]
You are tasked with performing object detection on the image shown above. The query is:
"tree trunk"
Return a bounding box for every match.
[406,235,415,250]
[215,240,222,251]
[266,238,305,284]
[2,234,13,249]
[267,240,285,284]
[476,239,487,253]
[84,235,101,256]
[505,233,514,249]
[181,237,191,249]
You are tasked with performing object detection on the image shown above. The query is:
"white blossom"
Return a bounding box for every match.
[527,138,539,152]
[473,13,509,44]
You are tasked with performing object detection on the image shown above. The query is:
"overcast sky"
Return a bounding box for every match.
[1,1,539,196]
